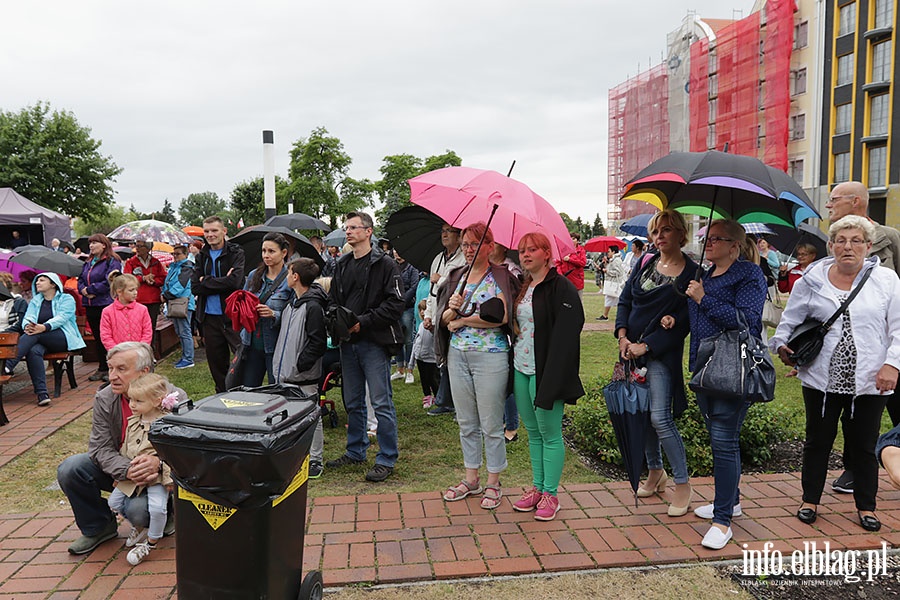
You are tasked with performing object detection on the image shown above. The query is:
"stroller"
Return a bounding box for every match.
[318,349,342,428]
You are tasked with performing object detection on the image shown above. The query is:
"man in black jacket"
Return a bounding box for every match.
[326,212,405,482]
[192,215,245,393]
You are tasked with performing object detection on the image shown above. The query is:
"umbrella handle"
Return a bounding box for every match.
[454,204,500,317]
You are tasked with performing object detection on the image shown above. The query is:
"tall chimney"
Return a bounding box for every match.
[263,130,276,220]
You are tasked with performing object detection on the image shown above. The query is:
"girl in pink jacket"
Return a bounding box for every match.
[100,273,153,349]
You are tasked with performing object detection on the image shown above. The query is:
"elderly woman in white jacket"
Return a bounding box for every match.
[770,215,900,533]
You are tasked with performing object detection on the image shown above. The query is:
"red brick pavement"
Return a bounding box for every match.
[2,358,900,598]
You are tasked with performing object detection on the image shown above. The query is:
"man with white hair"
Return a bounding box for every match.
[57,342,187,555]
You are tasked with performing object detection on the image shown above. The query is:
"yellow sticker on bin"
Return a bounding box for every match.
[220,398,264,409]
[178,457,309,530]
[273,456,309,507]
[178,488,237,530]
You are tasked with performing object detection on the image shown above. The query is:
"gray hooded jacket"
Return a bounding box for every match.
[272,283,329,386]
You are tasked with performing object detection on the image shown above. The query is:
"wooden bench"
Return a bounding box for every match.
[0,332,20,426]
[43,315,85,398]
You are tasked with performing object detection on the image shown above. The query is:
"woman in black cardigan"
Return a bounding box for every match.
[615,210,697,517]
[510,232,585,521]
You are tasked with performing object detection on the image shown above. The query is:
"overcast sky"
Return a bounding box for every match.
[3,0,745,224]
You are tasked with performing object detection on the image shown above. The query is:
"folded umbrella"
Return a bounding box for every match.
[225,289,261,334]
[602,370,652,507]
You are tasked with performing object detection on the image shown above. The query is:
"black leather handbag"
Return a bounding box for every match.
[785,266,873,367]
[689,310,776,403]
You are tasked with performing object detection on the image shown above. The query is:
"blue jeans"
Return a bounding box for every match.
[340,340,399,467]
[696,392,751,527]
[644,360,689,484]
[58,453,152,536]
[13,329,67,398]
[447,347,508,473]
[395,308,415,365]
[504,392,519,431]
[242,345,274,387]
[171,313,194,363]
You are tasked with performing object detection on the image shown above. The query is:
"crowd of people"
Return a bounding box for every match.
[5,179,898,564]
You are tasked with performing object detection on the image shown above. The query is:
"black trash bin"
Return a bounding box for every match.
[150,385,323,600]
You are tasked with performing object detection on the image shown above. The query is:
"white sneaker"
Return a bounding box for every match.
[694,502,742,520]
[390,371,404,381]
[126,541,155,565]
[404,372,414,384]
[701,525,733,550]
[125,527,147,548]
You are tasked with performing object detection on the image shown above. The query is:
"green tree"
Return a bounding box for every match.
[230,176,292,227]
[592,213,606,236]
[559,212,576,233]
[0,102,122,221]
[178,191,226,227]
[288,127,368,227]
[158,199,178,225]
[373,150,461,226]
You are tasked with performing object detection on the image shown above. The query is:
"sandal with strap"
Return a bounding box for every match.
[480,483,503,510]
[443,479,482,502]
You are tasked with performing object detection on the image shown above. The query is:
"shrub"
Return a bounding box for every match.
[567,375,797,477]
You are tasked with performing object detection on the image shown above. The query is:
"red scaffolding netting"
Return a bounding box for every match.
[607,64,670,223]
[764,0,796,171]
[689,0,794,171]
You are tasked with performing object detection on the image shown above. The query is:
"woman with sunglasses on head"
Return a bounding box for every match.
[616,210,697,517]
[685,219,767,550]
[770,215,900,533]
[435,223,520,510]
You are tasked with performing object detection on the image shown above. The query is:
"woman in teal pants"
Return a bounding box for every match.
[511,232,585,520]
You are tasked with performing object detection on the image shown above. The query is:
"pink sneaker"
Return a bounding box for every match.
[422,395,434,408]
[534,492,560,521]
[513,486,542,512]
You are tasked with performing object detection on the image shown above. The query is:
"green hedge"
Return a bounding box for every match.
[568,374,798,477]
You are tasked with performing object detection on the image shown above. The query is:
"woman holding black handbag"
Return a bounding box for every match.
[770,215,900,532]
[685,219,767,550]
[615,210,697,517]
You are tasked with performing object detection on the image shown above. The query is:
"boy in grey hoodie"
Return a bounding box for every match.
[272,258,328,477]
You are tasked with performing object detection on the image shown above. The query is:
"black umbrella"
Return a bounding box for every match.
[230,225,324,270]
[9,248,84,277]
[264,213,331,232]
[74,236,90,254]
[602,371,651,507]
[0,281,12,301]
[14,245,50,254]
[385,206,446,273]
[767,222,828,261]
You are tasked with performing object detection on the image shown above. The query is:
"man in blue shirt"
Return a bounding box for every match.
[192,216,245,392]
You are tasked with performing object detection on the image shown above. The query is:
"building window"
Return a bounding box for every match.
[834,152,851,182]
[872,40,892,82]
[870,94,889,135]
[709,97,718,122]
[835,103,852,134]
[792,68,807,95]
[709,73,718,98]
[794,20,809,48]
[837,54,854,85]
[707,124,717,150]
[758,80,766,109]
[839,3,856,36]
[874,0,893,29]
[868,145,887,187]
[790,114,806,140]
[789,158,805,184]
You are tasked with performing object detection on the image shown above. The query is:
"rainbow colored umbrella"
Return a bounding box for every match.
[621,151,819,228]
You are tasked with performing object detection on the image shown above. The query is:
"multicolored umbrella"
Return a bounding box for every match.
[621,151,820,227]
[108,220,194,246]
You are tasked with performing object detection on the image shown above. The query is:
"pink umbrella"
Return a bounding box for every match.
[583,235,626,253]
[407,166,575,260]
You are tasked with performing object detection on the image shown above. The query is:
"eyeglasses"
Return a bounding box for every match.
[706,236,734,244]
[832,238,868,247]
[460,242,483,249]
[828,195,854,203]
[343,225,369,232]
[440,228,460,234]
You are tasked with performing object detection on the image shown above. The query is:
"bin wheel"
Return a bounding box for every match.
[299,570,323,600]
